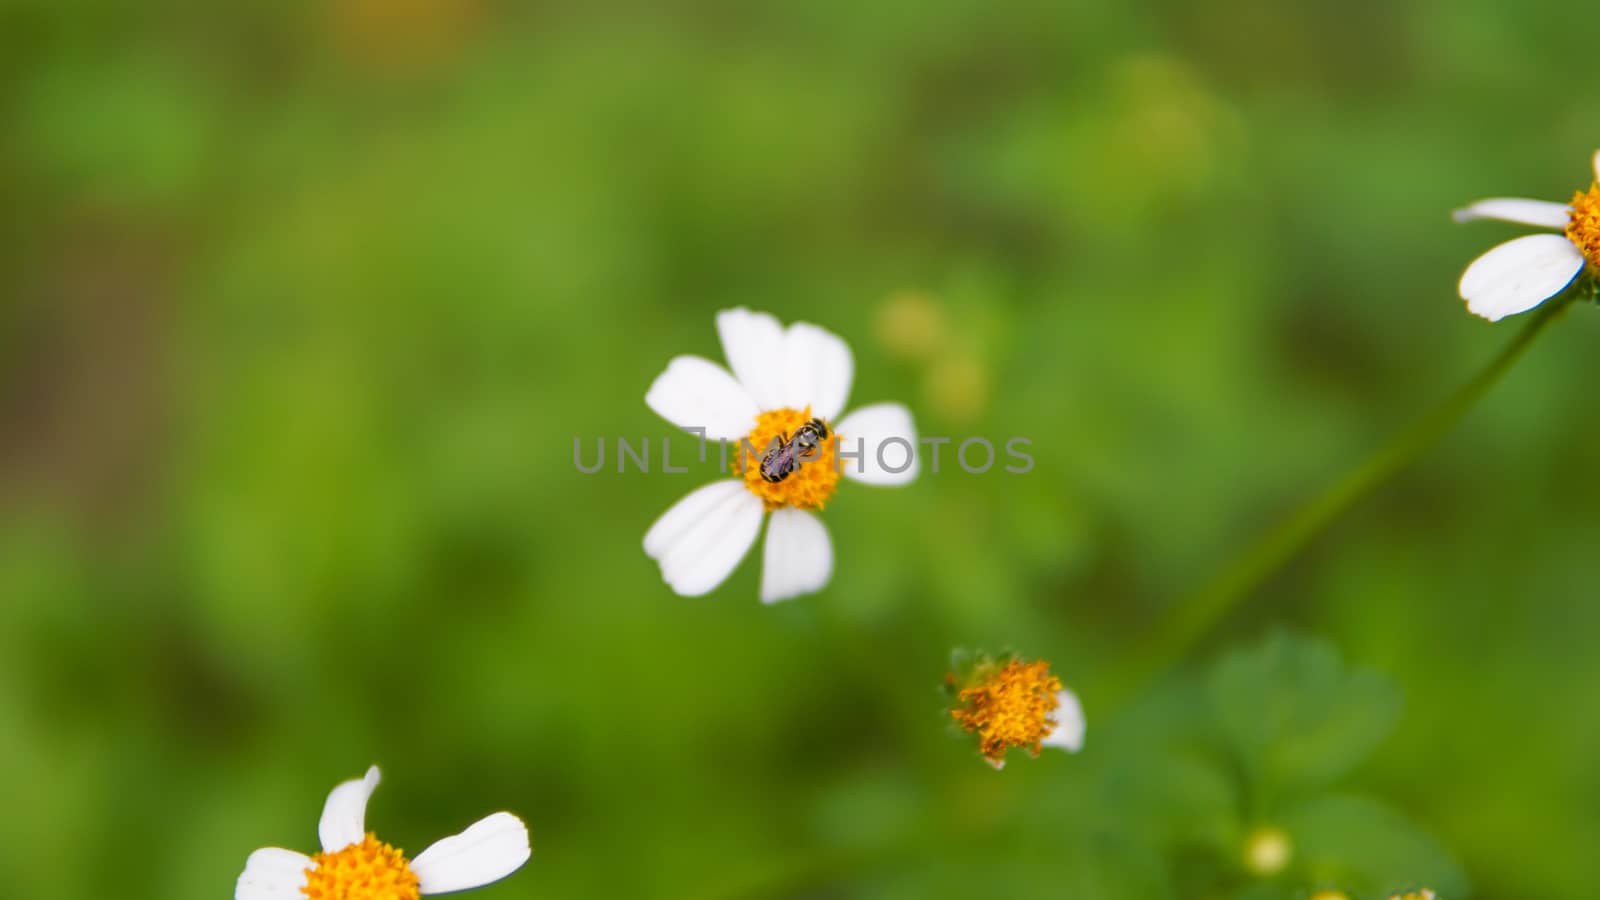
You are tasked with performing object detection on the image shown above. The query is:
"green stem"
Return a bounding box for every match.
[704,292,1578,900]
[1100,291,1577,709]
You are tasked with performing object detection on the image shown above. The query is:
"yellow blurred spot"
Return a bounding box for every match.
[922,353,989,425]
[330,0,483,73]
[1242,825,1292,876]
[1106,54,1233,191]
[1389,891,1438,900]
[1309,892,1351,900]
[875,291,947,362]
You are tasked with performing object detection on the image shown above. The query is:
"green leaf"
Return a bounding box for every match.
[1227,884,1299,900]
[1208,632,1402,800]
[1284,794,1469,899]
[1055,833,1176,900]
[1102,745,1241,853]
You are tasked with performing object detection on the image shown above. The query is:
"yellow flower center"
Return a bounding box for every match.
[1566,183,1600,268]
[733,407,842,511]
[949,658,1063,766]
[303,834,420,900]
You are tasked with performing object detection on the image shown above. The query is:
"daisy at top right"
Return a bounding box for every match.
[1453,149,1600,321]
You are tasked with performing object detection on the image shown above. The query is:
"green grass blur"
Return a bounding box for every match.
[2,1,1598,897]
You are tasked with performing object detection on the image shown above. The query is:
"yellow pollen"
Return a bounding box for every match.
[949,658,1063,766]
[1566,182,1600,268]
[303,834,420,900]
[733,407,843,511]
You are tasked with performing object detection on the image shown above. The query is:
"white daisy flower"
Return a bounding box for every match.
[1453,149,1600,321]
[643,307,919,603]
[235,766,530,900]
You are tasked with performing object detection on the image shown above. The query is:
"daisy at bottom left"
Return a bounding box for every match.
[235,765,531,900]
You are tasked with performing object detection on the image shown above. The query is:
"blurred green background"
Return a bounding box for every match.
[3,1,1598,898]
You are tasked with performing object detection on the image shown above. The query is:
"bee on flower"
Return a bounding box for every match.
[643,307,919,603]
[1453,149,1600,321]
[945,652,1084,769]
[234,766,530,900]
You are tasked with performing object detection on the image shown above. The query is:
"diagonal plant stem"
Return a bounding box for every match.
[1099,290,1579,710]
[708,292,1579,900]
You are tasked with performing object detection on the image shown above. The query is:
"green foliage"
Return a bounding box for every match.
[3,1,1598,898]
[1094,633,1464,900]
[1209,631,1402,803]
[1286,794,1468,899]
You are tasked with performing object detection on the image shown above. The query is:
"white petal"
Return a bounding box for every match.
[1592,148,1600,183]
[834,403,919,486]
[645,355,760,441]
[780,322,854,421]
[1041,689,1085,753]
[643,480,764,596]
[318,765,380,853]
[717,307,789,411]
[759,508,834,603]
[1451,197,1571,228]
[235,848,313,900]
[1458,234,1586,321]
[412,812,531,895]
